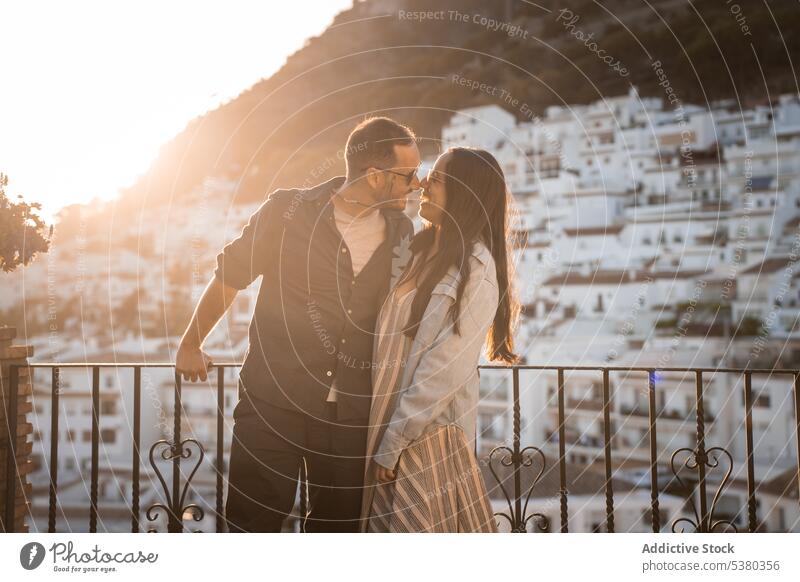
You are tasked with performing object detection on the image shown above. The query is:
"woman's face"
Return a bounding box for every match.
[418,152,450,225]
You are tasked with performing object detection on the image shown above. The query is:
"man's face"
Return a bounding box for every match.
[371,143,422,211]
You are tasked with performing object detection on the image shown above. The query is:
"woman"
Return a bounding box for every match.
[360,147,519,533]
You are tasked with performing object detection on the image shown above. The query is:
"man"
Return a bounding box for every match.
[176,117,419,532]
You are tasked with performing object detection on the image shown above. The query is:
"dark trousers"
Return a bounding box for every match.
[225,396,367,532]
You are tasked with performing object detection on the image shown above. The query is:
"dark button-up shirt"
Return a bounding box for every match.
[214,176,414,422]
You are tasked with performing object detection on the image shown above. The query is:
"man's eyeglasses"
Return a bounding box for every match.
[371,166,419,186]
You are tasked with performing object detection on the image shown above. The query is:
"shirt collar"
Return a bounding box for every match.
[310,175,409,230]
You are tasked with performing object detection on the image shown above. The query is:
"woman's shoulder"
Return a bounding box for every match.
[466,241,497,288]
[470,241,495,270]
[437,241,497,295]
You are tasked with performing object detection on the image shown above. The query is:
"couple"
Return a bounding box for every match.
[176,117,518,532]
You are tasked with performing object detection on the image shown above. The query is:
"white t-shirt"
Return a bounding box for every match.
[333,204,386,276]
[327,204,387,402]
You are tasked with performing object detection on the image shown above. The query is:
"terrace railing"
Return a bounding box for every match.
[2,363,799,533]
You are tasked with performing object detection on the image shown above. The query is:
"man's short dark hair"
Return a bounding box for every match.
[344,117,416,177]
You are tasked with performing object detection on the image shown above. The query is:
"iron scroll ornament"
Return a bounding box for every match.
[488,444,550,533]
[146,438,206,532]
[669,446,738,533]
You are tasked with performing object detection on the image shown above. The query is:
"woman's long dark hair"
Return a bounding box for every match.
[402,147,519,363]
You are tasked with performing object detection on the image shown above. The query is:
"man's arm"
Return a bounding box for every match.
[176,276,239,382]
[175,189,289,381]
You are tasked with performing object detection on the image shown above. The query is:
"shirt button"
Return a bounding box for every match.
[341,248,348,253]
[326,370,333,377]
[347,309,352,314]
[351,280,356,286]
[341,338,346,344]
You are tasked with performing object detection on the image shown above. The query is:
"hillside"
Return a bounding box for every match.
[109,0,799,216]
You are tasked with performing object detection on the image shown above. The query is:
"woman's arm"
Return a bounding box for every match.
[373,259,499,469]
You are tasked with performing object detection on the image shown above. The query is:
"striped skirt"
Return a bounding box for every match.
[365,423,498,533]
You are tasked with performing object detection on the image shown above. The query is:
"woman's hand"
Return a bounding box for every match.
[376,465,397,483]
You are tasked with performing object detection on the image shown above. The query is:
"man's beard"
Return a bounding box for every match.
[374,185,410,211]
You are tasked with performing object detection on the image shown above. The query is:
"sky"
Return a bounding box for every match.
[0,0,353,220]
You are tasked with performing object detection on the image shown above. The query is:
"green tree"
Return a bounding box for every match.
[0,173,51,273]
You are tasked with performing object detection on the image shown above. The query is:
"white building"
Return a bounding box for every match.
[445,89,800,532]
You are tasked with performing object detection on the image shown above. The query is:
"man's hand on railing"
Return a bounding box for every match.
[176,341,214,382]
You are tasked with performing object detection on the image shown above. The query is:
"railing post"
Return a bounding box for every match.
[0,327,34,533]
[144,366,205,533]
[216,366,225,533]
[694,370,709,532]
[647,370,660,532]
[511,367,522,532]
[48,367,60,532]
[742,371,758,532]
[794,373,800,514]
[170,371,182,533]
[132,366,141,533]
[601,368,615,533]
[89,367,100,532]
[557,368,568,532]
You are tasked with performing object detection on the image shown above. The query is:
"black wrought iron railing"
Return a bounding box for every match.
[2,363,799,533]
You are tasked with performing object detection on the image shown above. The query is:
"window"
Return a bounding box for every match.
[100,399,116,415]
[539,157,560,178]
[479,413,503,440]
[742,390,772,408]
[101,429,117,444]
[595,294,605,312]
[82,430,92,442]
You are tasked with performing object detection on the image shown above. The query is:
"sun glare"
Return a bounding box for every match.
[0,1,352,221]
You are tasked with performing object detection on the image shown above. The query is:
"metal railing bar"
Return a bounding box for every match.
[47,367,59,532]
[132,366,141,533]
[89,366,99,533]
[647,370,660,532]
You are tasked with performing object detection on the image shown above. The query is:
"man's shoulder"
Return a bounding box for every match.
[263,176,345,214]
[261,187,301,216]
